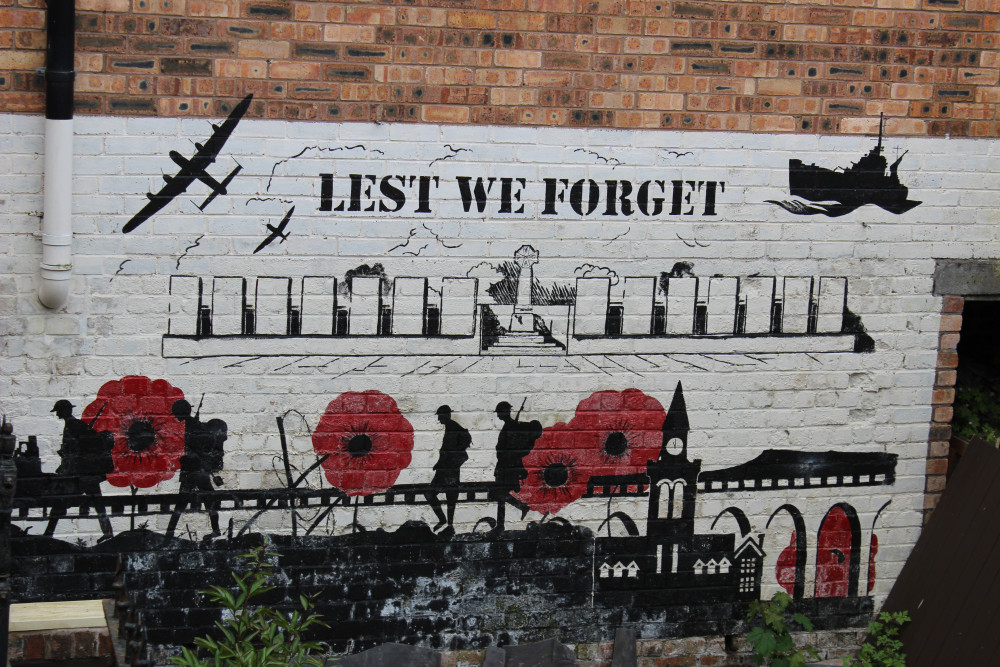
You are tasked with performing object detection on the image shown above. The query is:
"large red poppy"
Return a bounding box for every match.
[312,390,414,497]
[566,389,665,477]
[513,389,666,515]
[514,422,594,515]
[83,376,186,488]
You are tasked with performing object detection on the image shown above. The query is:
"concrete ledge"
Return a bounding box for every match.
[934,259,1000,296]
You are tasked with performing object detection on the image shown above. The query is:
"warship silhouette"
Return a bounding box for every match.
[769,114,921,217]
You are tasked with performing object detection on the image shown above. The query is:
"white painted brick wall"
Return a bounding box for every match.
[1,112,995,609]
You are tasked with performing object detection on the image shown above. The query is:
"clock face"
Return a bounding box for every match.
[665,437,684,455]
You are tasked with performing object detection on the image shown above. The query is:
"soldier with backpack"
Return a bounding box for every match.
[166,398,227,540]
[493,399,542,530]
[45,399,114,542]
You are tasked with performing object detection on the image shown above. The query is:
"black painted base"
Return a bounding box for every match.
[11,522,873,654]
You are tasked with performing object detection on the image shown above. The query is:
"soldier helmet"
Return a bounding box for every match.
[495,401,512,414]
[51,399,74,413]
[171,399,192,419]
[436,405,452,417]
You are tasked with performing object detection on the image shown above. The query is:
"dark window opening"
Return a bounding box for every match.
[951,300,1000,474]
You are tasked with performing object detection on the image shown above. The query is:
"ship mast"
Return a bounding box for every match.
[876,112,884,155]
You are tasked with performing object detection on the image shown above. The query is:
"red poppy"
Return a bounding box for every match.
[514,422,594,515]
[513,389,666,515]
[312,390,414,497]
[566,389,665,477]
[83,376,186,488]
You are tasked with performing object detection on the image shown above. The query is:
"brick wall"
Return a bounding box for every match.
[0,0,998,135]
[925,295,962,522]
[9,629,113,667]
[2,0,998,660]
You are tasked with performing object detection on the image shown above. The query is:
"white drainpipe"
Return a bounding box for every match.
[38,0,75,309]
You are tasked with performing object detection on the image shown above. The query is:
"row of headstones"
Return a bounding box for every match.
[167,274,848,339]
[167,276,479,337]
[575,275,847,336]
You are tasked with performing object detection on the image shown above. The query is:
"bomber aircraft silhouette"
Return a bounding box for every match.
[122,94,253,233]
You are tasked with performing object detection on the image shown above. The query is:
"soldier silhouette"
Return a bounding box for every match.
[493,400,541,530]
[45,399,114,542]
[425,405,471,534]
[166,399,227,540]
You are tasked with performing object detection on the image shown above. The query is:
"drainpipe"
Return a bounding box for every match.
[38,0,75,309]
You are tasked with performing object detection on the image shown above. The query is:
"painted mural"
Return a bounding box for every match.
[11,378,894,650]
[2,96,932,655]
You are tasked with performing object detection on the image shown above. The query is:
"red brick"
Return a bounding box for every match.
[936,369,958,387]
[345,7,394,25]
[939,314,963,332]
[929,440,951,458]
[638,92,684,110]
[942,295,965,312]
[751,114,796,131]
[933,406,954,423]
[447,11,495,30]
[268,61,321,79]
[24,634,45,660]
[926,475,947,493]
[937,351,959,369]
[238,39,289,59]
[757,78,802,96]
[939,332,961,350]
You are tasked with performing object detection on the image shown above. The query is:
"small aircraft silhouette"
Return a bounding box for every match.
[122,94,253,233]
[253,206,295,254]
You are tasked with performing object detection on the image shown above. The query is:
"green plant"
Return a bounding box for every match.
[842,610,910,667]
[746,591,820,667]
[952,385,1000,443]
[171,546,329,667]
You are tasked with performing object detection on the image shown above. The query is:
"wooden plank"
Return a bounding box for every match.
[10,600,108,631]
[883,441,1000,667]
[883,440,997,614]
[944,549,1000,666]
[909,509,1000,665]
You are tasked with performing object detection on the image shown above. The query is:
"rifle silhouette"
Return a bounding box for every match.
[86,402,107,427]
[514,397,526,421]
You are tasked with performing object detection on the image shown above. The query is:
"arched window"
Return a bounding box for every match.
[671,480,686,519]
[814,503,862,598]
[766,504,807,600]
[656,479,686,519]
